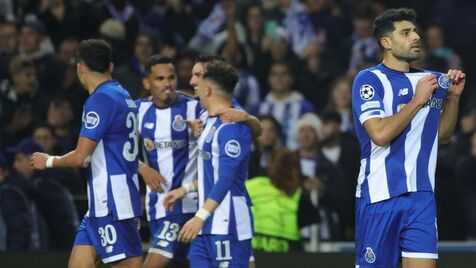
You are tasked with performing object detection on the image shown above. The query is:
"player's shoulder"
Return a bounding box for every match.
[217,122,251,139]
[354,65,382,82]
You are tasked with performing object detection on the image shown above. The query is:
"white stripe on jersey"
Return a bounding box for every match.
[210,124,231,235]
[355,158,366,198]
[110,174,136,219]
[90,140,108,217]
[138,102,153,131]
[233,196,253,240]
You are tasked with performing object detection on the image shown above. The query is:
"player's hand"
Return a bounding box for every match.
[219,108,248,123]
[414,75,438,106]
[186,120,203,138]
[31,152,50,170]
[178,217,204,243]
[447,69,466,97]
[303,177,325,192]
[139,165,167,193]
[163,187,187,211]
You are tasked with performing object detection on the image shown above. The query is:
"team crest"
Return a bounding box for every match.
[438,74,451,89]
[365,247,376,263]
[205,126,216,143]
[360,84,375,100]
[172,115,187,132]
[144,138,155,151]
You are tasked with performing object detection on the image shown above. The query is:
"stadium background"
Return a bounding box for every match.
[1,0,476,267]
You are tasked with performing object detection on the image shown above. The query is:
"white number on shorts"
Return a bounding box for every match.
[157,221,180,242]
[123,111,139,161]
[215,240,232,261]
[98,224,117,247]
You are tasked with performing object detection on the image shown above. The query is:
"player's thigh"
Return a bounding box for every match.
[355,197,404,268]
[148,215,193,262]
[402,257,435,268]
[110,256,142,268]
[143,252,171,268]
[189,236,210,268]
[68,245,99,268]
[248,261,255,268]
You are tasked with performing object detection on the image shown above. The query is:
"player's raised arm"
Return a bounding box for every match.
[32,137,97,169]
[438,69,466,144]
[353,72,437,146]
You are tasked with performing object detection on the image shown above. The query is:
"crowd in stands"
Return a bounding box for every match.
[1,0,476,252]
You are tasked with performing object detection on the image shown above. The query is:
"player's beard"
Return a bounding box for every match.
[394,48,421,63]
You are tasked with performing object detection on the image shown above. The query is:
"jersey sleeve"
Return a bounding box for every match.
[352,70,386,125]
[80,92,117,141]
[207,123,251,204]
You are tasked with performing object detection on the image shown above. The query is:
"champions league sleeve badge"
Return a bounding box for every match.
[438,74,451,89]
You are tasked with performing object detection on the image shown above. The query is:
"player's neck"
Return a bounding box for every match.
[206,97,232,117]
[382,54,411,73]
[86,73,113,94]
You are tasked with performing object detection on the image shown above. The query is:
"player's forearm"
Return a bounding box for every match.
[50,150,88,168]
[365,100,422,146]
[246,115,263,137]
[201,198,220,214]
[438,94,460,144]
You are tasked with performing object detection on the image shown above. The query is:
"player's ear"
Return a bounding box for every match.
[109,63,114,73]
[142,78,150,91]
[381,36,391,50]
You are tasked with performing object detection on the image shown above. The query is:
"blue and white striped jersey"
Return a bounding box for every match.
[257,92,315,149]
[352,64,451,204]
[197,116,254,241]
[80,80,141,220]
[137,94,201,221]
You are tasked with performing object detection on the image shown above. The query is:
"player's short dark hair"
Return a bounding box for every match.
[76,39,112,73]
[144,54,174,76]
[203,62,239,95]
[195,55,226,64]
[373,8,417,50]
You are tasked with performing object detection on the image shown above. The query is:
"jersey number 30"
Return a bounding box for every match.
[123,112,139,161]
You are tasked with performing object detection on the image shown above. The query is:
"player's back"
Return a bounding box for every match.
[197,117,253,241]
[136,94,201,220]
[352,64,450,204]
[81,80,141,221]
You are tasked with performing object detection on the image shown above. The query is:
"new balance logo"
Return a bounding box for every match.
[144,122,155,129]
[398,88,409,96]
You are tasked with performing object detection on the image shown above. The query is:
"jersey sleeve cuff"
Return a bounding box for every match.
[359,110,385,124]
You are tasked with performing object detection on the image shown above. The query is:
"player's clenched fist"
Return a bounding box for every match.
[31,152,49,170]
[447,69,466,97]
[414,75,438,106]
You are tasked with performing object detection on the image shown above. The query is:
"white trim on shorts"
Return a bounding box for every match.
[149,248,174,259]
[401,252,438,259]
[102,253,126,263]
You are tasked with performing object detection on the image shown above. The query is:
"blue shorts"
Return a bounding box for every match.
[73,215,142,263]
[190,235,251,268]
[148,213,194,261]
[355,191,438,268]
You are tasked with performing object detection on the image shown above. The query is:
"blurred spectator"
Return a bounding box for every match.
[0,56,48,147]
[320,110,359,240]
[99,18,128,65]
[249,115,283,178]
[38,0,78,49]
[342,1,380,77]
[6,138,78,250]
[325,77,354,133]
[455,130,476,240]
[425,24,463,70]
[0,21,18,80]
[46,97,77,154]
[0,0,14,21]
[114,33,154,99]
[33,123,59,155]
[246,149,319,252]
[294,113,347,241]
[256,61,314,149]
[56,38,79,63]
[18,20,66,94]
[297,50,342,112]
[0,151,47,251]
[140,0,196,49]
[59,62,88,126]
[176,50,198,95]
[99,0,139,52]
